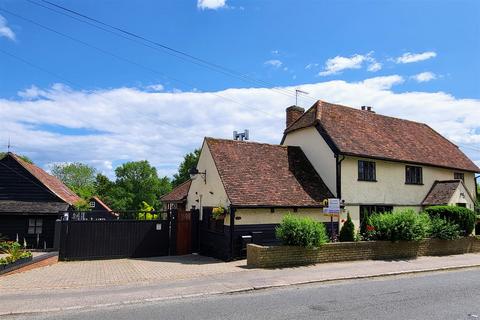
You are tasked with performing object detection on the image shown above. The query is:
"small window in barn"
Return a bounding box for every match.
[454,172,465,182]
[405,166,423,185]
[89,201,96,208]
[358,160,376,181]
[28,218,43,234]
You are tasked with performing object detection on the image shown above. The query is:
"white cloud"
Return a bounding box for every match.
[411,72,437,83]
[396,51,437,64]
[264,59,282,68]
[197,0,227,10]
[146,84,164,91]
[361,75,405,90]
[367,62,382,72]
[0,15,16,41]
[305,63,319,70]
[2,78,479,178]
[318,54,367,76]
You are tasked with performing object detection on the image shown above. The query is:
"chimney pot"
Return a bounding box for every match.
[285,105,305,128]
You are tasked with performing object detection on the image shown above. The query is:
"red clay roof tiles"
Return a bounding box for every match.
[160,179,191,203]
[285,101,479,172]
[205,138,333,207]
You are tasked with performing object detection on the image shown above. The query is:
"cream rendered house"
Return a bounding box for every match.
[282,101,479,229]
[183,137,333,259]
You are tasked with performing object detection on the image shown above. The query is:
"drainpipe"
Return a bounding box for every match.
[335,154,345,199]
[229,205,236,261]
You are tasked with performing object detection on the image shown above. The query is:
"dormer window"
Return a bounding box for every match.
[358,160,376,182]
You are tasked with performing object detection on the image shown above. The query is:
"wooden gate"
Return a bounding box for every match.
[57,220,170,261]
[175,209,191,255]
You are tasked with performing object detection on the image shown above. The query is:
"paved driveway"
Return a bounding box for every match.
[0,254,246,291]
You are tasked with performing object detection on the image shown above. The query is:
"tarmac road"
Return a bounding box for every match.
[5,268,480,320]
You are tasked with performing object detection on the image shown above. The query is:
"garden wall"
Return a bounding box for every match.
[247,237,480,268]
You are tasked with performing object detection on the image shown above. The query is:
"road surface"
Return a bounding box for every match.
[5,269,480,320]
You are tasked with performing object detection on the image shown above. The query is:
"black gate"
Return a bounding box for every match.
[57,220,170,261]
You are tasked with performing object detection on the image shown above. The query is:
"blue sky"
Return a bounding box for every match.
[0,0,479,177]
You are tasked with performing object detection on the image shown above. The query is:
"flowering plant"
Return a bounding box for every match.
[212,206,226,220]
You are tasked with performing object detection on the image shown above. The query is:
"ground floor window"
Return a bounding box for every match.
[28,218,43,234]
[359,205,393,233]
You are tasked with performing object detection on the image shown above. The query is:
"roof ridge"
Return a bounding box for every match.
[205,137,288,148]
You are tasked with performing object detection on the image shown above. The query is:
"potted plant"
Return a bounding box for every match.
[212,206,226,220]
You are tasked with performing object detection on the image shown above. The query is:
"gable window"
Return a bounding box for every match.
[89,201,96,208]
[405,166,423,185]
[358,160,376,181]
[28,218,42,234]
[454,172,465,182]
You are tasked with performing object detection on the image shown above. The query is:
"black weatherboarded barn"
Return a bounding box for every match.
[0,153,80,248]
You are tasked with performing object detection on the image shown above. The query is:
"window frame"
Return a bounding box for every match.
[27,218,43,235]
[405,165,423,185]
[454,172,465,182]
[358,160,377,182]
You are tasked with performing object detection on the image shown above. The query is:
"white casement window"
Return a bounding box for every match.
[28,218,43,234]
[89,201,96,208]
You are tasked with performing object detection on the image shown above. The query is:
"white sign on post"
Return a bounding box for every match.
[323,198,341,214]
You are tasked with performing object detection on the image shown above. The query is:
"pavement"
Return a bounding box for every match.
[1,253,480,316]
[6,269,480,320]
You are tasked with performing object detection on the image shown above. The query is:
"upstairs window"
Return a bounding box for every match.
[454,172,465,182]
[358,160,376,181]
[405,166,423,185]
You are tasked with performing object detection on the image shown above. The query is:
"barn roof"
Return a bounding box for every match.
[3,153,80,205]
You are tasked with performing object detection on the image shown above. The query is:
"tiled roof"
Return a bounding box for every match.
[0,200,69,213]
[160,180,191,203]
[9,153,81,205]
[284,101,480,172]
[205,138,333,207]
[91,196,118,217]
[422,180,462,206]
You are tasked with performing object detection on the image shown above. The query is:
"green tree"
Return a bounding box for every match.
[114,160,171,217]
[51,162,97,199]
[172,149,200,187]
[339,213,355,242]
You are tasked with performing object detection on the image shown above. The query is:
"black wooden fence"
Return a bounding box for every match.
[57,220,170,261]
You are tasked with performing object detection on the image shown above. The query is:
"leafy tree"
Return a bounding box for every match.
[0,152,33,164]
[51,162,96,199]
[114,160,171,217]
[172,149,200,187]
[339,213,355,242]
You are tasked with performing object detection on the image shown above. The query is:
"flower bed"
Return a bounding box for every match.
[247,237,480,268]
[0,241,33,274]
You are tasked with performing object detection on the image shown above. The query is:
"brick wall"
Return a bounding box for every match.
[247,237,480,268]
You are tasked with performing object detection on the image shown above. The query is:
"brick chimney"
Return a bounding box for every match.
[286,105,305,128]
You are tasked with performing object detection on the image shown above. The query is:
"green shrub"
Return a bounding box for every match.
[425,206,476,236]
[339,213,355,242]
[0,241,32,266]
[275,214,329,248]
[365,209,431,241]
[430,217,460,240]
